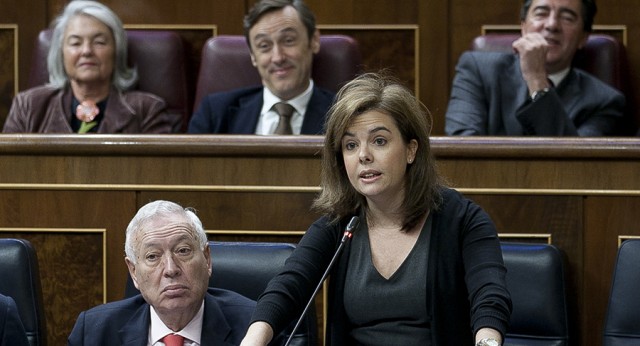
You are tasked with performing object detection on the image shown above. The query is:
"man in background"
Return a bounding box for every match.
[189,0,334,135]
[445,0,625,136]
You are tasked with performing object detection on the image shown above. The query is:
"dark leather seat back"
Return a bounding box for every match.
[125,241,317,346]
[501,242,569,346]
[28,29,189,132]
[193,34,362,112]
[0,238,47,346]
[603,239,640,345]
[471,33,637,134]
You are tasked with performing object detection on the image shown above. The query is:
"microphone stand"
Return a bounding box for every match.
[283,216,360,346]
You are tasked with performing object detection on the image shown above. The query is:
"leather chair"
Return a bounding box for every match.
[0,238,47,346]
[193,34,362,112]
[28,29,189,132]
[471,33,637,134]
[125,241,317,346]
[602,239,640,345]
[501,242,569,346]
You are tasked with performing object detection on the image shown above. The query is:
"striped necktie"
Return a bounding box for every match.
[273,102,295,134]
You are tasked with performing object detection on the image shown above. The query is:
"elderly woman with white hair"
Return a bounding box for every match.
[3,0,176,133]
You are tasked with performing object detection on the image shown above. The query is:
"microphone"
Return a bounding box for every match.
[283,216,360,346]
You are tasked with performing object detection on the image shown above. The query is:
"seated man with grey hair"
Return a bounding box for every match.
[68,200,255,345]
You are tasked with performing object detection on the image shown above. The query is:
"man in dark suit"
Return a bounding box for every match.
[188,0,334,135]
[68,200,255,346]
[445,0,625,136]
[0,294,29,346]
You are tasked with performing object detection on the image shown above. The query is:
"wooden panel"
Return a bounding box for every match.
[0,135,323,185]
[318,25,418,97]
[440,159,640,190]
[139,190,321,232]
[1,155,321,185]
[0,25,17,129]
[307,0,420,24]
[94,1,246,34]
[418,0,449,134]
[0,0,47,93]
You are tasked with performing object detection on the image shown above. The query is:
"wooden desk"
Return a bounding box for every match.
[1,134,639,345]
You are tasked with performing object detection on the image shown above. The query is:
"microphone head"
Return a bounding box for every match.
[346,216,360,232]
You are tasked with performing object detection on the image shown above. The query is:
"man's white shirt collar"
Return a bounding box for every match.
[549,67,570,88]
[149,301,204,346]
[256,80,314,135]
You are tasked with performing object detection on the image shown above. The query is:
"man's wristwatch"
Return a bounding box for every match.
[530,87,550,102]
[476,338,500,346]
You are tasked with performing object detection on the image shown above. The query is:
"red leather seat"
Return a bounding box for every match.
[28,29,189,132]
[193,34,362,112]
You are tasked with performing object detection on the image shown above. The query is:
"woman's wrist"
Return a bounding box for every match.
[475,327,502,346]
[240,321,274,346]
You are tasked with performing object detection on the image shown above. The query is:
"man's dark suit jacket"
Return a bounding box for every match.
[188,85,334,134]
[68,288,255,346]
[445,51,625,136]
[0,294,29,346]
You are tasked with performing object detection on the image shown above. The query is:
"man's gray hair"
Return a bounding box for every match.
[124,200,208,264]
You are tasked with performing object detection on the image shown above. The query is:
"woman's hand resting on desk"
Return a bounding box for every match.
[240,321,274,346]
